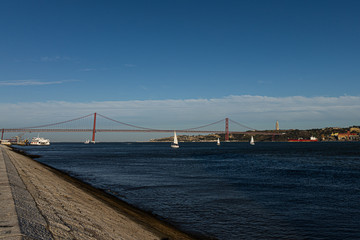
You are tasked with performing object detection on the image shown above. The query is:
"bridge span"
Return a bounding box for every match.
[1,113,283,142]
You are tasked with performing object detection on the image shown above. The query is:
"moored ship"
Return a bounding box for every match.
[288,136,318,142]
[30,135,50,145]
[0,139,12,146]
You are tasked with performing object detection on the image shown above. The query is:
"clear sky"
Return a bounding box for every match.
[1,0,360,141]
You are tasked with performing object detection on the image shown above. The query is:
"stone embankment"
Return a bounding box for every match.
[0,145,197,240]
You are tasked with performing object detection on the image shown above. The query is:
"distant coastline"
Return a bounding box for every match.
[150,126,360,142]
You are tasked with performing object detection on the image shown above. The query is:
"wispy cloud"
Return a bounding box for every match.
[257,80,271,85]
[40,56,71,62]
[79,68,96,72]
[0,79,79,86]
[0,95,359,131]
[124,64,136,68]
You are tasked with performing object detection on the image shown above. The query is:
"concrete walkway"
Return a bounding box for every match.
[0,145,22,240]
[0,145,53,240]
[0,145,198,240]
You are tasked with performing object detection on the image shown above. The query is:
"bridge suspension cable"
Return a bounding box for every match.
[181,119,225,131]
[96,113,158,131]
[21,113,94,129]
[229,119,256,131]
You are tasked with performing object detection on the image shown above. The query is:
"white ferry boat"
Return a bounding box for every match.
[0,140,11,146]
[30,135,50,146]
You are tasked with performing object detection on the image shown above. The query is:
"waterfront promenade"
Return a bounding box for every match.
[0,145,197,240]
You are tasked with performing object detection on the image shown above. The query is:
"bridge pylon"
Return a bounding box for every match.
[92,113,97,142]
[225,118,229,141]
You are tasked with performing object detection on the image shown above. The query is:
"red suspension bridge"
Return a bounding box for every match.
[1,113,282,142]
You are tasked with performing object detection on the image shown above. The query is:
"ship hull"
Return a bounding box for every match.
[288,139,318,142]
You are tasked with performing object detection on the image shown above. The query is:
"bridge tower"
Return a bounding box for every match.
[92,113,97,142]
[225,118,229,141]
[1,129,4,140]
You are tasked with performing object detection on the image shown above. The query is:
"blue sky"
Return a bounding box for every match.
[1,0,360,141]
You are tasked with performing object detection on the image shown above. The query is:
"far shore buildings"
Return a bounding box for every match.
[350,127,360,133]
[332,131,360,141]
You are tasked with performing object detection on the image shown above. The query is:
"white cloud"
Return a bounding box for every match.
[0,80,79,86]
[40,56,71,62]
[0,80,62,86]
[1,95,359,141]
[79,68,96,72]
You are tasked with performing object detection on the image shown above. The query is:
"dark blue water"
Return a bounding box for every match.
[16,142,360,239]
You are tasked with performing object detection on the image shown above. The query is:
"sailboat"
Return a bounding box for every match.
[171,131,179,148]
[250,136,255,145]
[217,138,220,146]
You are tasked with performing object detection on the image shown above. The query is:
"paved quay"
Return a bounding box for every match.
[0,145,198,240]
[0,145,22,240]
[1,145,53,240]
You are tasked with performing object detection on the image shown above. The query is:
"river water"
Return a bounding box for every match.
[16,142,360,239]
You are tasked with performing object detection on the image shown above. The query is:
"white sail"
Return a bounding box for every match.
[250,136,255,145]
[171,131,179,148]
[173,131,178,144]
[217,138,220,145]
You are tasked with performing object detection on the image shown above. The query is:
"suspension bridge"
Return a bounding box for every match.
[1,113,282,142]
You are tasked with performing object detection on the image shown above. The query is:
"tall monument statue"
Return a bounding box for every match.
[276,120,279,131]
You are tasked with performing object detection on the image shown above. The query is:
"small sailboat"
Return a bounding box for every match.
[171,131,179,148]
[217,138,220,146]
[250,136,255,145]
[84,139,90,144]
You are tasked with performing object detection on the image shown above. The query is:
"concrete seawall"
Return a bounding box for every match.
[1,145,53,239]
[0,146,22,239]
[0,145,198,240]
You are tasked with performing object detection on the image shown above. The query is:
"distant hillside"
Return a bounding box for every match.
[150,126,360,142]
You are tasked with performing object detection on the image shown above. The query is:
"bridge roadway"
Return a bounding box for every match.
[2,128,283,135]
[1,114,284,142]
